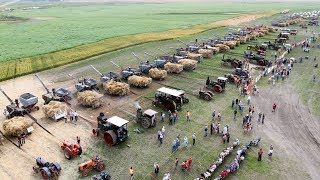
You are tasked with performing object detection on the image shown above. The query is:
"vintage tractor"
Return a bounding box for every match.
[92,171,111,180]
[224,74,240,83]
[132,52,156,74]
[60,141,82,160]
[79,156,105,177]
[144,52,168,68]
[94,113,129,146]
[111,61,142,80]
[206,77,227,93]
[266,41,282,50]
[33,157,62,180]
[274,38,287,44]
[35,74,71,104]
[290,29,298,35]
[278,32,290,40]
[153,87,189,112]
[244,51,265,62]
[221,54,243,68]
[234,68,250,79]
[198,88,214,101]
[135,104,158,128]
[90,65,120,83]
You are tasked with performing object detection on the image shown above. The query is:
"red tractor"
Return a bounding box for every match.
[79,156,105,177]
[60,141,82,160]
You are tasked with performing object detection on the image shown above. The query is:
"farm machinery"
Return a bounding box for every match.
[33,157,62,180]
[224,74,240,83]
[157,48,183,63]
[198,88,214,101]
[144,52,168,68]
[111,61,142,80]
[79,156,105,177]
[35,74,71,104]
[221,54,243,68]
[131,52,156,73]
[73,76,99,92]
[278,32,290,40]
[90,65,120,83]
[94,113,129,146]
[176,39,200,54]
[233,68,250,79]
[290,29,298,35]
[265,41,282,50]
[153,87,189,112]
[60,141,82,160]
[135,103,157,128]
[244,51,269,66]
[205,77,227,93]
[246,44,267,56]
[92,171,111,180]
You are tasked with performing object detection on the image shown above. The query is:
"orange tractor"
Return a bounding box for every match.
[79,156,105,177]
[60,141,82,160]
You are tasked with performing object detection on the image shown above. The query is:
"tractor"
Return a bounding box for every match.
[33,157,62,180]
[92,171,111,180]
[90,65,120,83]
[205,77,227,93]
[244,51,265,63]
[290,29,298,35]
[111,61,142,80]
[144,52,168,68]
[153,87,189,112]
[265,41,282,50]
[221,54,243,68]
[35,74,71,104]
[278,32,290,40]
[1,88,28,119]
[224,74,240,83]
[132,52,156,74]
[198,88,214,101]
[94,114,129,146]
[274,38,287,44]
[79,156,105,177]
[60,141,82,160]
[234,68,250,79]
[135,103,158,128]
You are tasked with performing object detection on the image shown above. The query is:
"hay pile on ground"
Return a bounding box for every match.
[77,91,102,108]
[104,81,130,96]
[149,68,167,80]
[198,49,213,58]
[164,63,184,73]
[178,59,197,70]
[43,101,69,118]
[128,75,152,87]
[3,117,34,136]
[187,53,202,61]
[215,44,230,52]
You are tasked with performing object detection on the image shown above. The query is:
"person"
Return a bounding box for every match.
[313,75,316,82]
[268,145,274,159]
[162,126,166,137]
[17,135,22,147]
[187,157,193,170]
[272,103,277,112]
[76,136,80,144]
[21,132,26,145]
[262,113,265,124]
[247,95,251,105]
[226,133,230,143]
[154,162,160,175]
[235,99,239,105]
[206,76,210,85]
[159,133,163,144]
[258,112,262,123]
[157,130,161,140]
[234,109,237,120]
[212,110,216,120]
[192,133,196,146]
[73,111,79,123]
[186,111,190,121]
[184,136,188,147]
[161,112,165,122]
[69,111,74,123]
[242,116,246,126]
[129,167,135,180]
[258,149,263,161]
[175,158,179,169]
[217,123,220,134]
[204,125,208,137]
[232,99,235,108]
[173,113,177,124]
[210,122,214,135]
[217,112,221,121]
[95,155,100,161]
[183,160,188,171]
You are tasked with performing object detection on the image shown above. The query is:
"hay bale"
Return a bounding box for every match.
[104,81,130,96]
[186,53,202,61]
[149,68,167,80]
[77,91,102,108]
[164,62,184,74]
[215,44,230,52]
[43,101,69,118]
[198,49,213,58]
[245,34,251,41]
[3,117,34,136]
[268,27,275,32]
[178,59,197,70]
[128,75,152,87]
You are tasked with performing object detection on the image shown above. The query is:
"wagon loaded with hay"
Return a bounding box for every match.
[178,59,198,71]
[3,117,34,136]
[128,75,152,88]
[148,68,167,80]
[42,101,69,121]
[77,91,103,109]
[164,63,184,74]
[103,80,130,96]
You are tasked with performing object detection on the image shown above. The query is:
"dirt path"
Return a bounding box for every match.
[254,80,320,179]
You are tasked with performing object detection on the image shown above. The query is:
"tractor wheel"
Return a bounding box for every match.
[82,169,90,177]
[207,91,214,97]
[35,106,40,111]
[96,162,105,171]
[64,148,73,160]
[231,62,238,69]
[77,147,82,156]
[40,167,51,180]
[183,98,189,104]
[104,130,117,146]
[241,72,248,78]
[258,60,265,66]
[203,93,212,101]
[214,85,222,93]
[176,104,181,111]
[141,117,151,129]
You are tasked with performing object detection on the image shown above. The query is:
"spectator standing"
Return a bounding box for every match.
[184,136,188,147]
[234,109,237,120]
[258,149,263,161]
[154,162,160,176]
[186,111,190,121]
[161,112,165,122]
[272,103,277,112]
[247,95,251,105]
[129,167,135,180]
[212,110,216,120]
[76,136,80,144]
[204,125,208,137]
[192,133,196,145]
[175,158,179,169]
[262,114,265,124]
[159,133,163,144]
[232,99,235,108]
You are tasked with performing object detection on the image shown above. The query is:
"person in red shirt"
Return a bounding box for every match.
[272,103,277,112]
[183,160,188,171]
[258,148,263,161]
[187,157,193,170]
[220,170,229,178]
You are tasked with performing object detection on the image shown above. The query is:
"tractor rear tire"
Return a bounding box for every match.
[82,169,90,177]
[141,117,151,129]
[207,91,214,97]
[203,93,212,101]
[64,148,73,160]
[214,85,222,93]
[258,60,265,66]
[40,167,51,180]
[104,130,117,146]
[241,72,248,78]
[96,162,105,172]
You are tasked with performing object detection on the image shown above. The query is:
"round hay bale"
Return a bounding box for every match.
[215,44,230,52]
[128,75,152,87]
[42,101,69,118]
[198,49,213,58]
[178,59,197,71]
[77,91,102,108]
[3,117,34,136]
[164,63,183,74]
[104,81,130,96]
[149,68,167,80]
